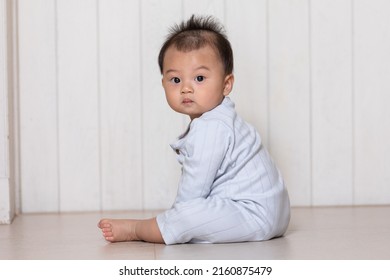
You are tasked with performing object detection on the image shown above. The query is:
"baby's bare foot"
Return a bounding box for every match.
[98,219,140,242]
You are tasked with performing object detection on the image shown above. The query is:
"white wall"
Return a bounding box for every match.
[10,0,390,213]
[1,0,16,223]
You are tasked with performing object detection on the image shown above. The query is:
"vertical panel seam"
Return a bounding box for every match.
[96,0,103,211]
[1,0,8,179]
[12,0,22,214]
[351,0,355,205]
[266,0,270,149]
[308,0,313,206]
[54,0,61,213]
[139,0,145,211]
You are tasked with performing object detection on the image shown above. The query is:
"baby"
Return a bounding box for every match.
[98,15,290,245]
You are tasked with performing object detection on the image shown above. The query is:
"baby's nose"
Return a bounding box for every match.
[181,82,193,94]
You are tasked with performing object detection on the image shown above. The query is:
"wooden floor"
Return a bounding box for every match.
[1,206,390,260]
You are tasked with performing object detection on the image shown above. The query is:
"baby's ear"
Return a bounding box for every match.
[223,74,234,96]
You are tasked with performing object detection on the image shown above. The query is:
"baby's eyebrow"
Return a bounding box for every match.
[165,69,178,74]
[194,66,211,71]
[164,66,210,75]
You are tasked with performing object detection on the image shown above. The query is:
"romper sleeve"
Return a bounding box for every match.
[174,118,231,203]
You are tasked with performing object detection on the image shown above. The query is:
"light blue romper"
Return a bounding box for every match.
[156,97,290,245]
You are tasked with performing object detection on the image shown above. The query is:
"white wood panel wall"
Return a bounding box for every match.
[354,0,390,205]
[311,0,353,205]
[1,0,16,223]
[13,0,390,213]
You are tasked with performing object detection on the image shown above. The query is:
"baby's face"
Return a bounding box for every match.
[162,45,233,120]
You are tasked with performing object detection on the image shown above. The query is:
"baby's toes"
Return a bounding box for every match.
[98,219,111,228]
[103,230,113,238]
[102,227,112,233]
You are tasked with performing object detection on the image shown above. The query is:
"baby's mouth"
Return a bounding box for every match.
[182,98,193,104]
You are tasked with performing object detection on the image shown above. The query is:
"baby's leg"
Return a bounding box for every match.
[98,217,164,243]
[157,197,267,245]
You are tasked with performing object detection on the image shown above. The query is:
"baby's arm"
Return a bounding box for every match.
[98,217,164,243]
[175,119,230,202]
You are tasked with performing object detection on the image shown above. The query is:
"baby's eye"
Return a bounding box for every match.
[171,77,181,84]
[195,76,205,82]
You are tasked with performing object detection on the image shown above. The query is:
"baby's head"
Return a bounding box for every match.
[159,15,235,120]
[158,15,233,76]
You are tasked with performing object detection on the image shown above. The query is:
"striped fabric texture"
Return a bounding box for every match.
[157,97,290,244]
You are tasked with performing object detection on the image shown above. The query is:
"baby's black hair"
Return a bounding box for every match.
[158,15,234,75]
